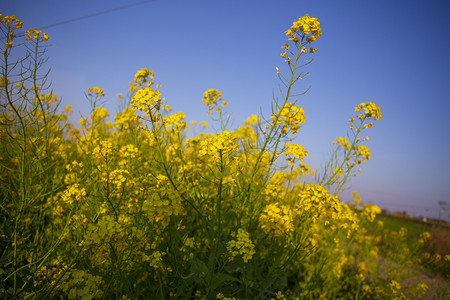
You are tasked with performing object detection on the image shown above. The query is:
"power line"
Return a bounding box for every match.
[1,0,155,42]
[36,0,155,30]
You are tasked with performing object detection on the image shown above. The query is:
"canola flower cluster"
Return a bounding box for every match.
[202,88,228,116]
[1,13,445,300]
[355,102,382,121]
[270,103,305,136]
[283,142,309,166]
[318,100,382,194]
[280,14,321,65]
[227,229,256,263]
[59,269,104,300]
[333,136,350,150]
[259,204,294,237]
[0,15,47,52]
[285,14,322,44]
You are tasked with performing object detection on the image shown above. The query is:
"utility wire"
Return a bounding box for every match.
[1,0,155,42]
[37,0,155,30]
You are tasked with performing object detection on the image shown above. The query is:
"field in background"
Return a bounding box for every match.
[375,212,449,277]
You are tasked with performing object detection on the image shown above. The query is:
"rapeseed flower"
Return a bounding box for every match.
[283,142,308,162]
[271,103,305,135]
[24,28,48,42]
[355,102,382,120]
[87,86,105,98]
[333,136,350,150]
[227,229,256,262]
[242,114,259,126]
[362,204,381,222]
[285,14,322,45]
[259,203,294,237]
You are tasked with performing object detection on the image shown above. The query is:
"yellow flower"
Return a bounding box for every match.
[87,86,105,97]
[90,107,109,123]
[351,191,361,204]
[4,40,13,50]
[333,136,350,150]
[389,280,401,291]
[13,20,23,29]
[332,168,343,176]
[0,77,10,87]
[362,204,381,222]
[202,89,225,114]
[227,229,256,262]
[420,232,431,240]
[243,114,259,126]
[25,28,42,41]
[64,106,72,114]
[275,291,286,300]
[134,68,153,84]
[270,103,305,135]
[356,145,370,161]
[286,14,322,45]
[357,262,368,275]
[131,87,162,112]
[355,102,382,120]
[283,142,308,162]
[259,203,294,237]
[1,15,17,25]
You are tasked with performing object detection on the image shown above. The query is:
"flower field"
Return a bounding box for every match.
[1,13,448,299]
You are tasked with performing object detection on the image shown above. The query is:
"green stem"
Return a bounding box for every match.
[323,117,366,192]
[250,35,305,180]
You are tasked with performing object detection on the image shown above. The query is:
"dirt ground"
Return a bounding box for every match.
[406,268,449,300]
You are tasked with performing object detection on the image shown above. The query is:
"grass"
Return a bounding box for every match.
[377,213,430,237]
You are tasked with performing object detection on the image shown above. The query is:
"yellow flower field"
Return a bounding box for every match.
[1,13,448,299]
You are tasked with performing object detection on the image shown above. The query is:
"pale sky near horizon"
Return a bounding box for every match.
[3,0,450,221]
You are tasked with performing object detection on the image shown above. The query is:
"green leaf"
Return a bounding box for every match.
[211,273,240,290]
[190,258,208,280]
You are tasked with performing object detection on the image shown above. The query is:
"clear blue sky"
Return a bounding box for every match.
[3,0,450,221]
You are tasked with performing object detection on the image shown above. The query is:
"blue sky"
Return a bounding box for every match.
[3,0,450,221]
